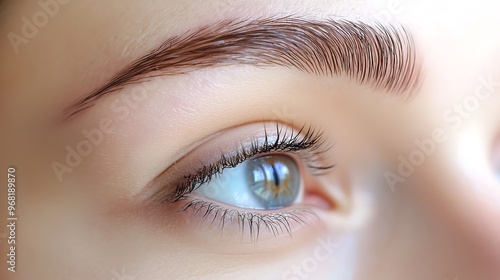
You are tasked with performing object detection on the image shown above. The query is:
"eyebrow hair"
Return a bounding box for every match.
[65,16,421,117]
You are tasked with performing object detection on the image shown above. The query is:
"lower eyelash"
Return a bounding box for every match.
[178,198,319,242]
[148,123,332,241]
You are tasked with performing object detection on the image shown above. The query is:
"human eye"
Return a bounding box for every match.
[145,122,335,243]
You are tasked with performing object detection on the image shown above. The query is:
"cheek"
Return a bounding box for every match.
[138,229,350,280]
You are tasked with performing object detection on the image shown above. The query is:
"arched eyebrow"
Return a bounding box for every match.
[65,16,422,117]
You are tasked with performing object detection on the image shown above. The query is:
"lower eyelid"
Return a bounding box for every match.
[176,197,321,242]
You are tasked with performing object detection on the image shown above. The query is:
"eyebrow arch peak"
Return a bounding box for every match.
[65,16,421,117]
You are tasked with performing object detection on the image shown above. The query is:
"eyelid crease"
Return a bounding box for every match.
[65,16,422,118]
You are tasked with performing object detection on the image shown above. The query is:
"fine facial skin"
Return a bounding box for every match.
[1,0,499,279]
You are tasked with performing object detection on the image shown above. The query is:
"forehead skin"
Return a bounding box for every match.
[1,1,500,280]
[0,0,499,120]
[1,0,371,120]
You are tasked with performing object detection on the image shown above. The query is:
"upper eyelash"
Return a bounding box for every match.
[164,123,334,203]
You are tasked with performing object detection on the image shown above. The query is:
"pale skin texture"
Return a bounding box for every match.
[1,0,500,279]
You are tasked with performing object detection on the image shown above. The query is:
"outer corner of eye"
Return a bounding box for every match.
[302,187,335,212]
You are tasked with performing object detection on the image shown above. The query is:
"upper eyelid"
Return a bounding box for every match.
[143,123,334,204]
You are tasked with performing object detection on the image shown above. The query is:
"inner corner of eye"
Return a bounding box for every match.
[193,153,304,210]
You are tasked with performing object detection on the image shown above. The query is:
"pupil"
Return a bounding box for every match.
[272,165,280,186]
[247,155,300,209]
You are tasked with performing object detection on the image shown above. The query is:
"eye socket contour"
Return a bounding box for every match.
[194,154,303,210]
[143,122,335,242]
